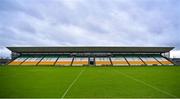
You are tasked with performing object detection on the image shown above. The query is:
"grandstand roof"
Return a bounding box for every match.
[7,46,174,53]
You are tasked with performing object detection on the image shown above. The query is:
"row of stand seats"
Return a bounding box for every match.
[9,57,27,65]
[111,57,128,66]
[72,58,89,66]
[140,57,161,65]
[9,57,88,66]
[95,57,111,66]
[38,57,57,65]
[9,55,173,66]
[21,57,42,65]
[154,57,173,65]
[55,57,73,66]
[126,57,144,65]
[111,56,173,66]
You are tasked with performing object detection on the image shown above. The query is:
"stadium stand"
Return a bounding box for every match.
[38,56,58,66]
[111,57,129,66]
[125,56,145,66]
[7,46,175,66]
[21,57,42,65]
[140,56,161,66]
[9,57,27,65]
[95,57,111,66]
[55,57,73,66]
[72,57,88,66]
[154,56,173,65]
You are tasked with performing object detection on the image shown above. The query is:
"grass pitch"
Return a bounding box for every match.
[0,66,180,98]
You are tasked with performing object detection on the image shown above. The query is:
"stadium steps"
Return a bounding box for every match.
[19,57,29,66]
[37,56,45,66]
[71,57,75,66]
[53,56,60,66]
[152,56,163,65]
[124,56,130,66]
[139,57,147,65]
[164,57,174,65]
[109,57,113,66]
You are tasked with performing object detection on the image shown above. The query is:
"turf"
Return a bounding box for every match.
[0,66,180,98]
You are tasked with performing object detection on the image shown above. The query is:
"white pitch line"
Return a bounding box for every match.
[61,68,86,99]
[117,70,177,98]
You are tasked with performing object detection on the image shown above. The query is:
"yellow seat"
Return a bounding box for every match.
[128,61,145,65]
[160,61,173,65]
[72,61,88,66]
[21,61,39,65]
[144,61,161,65]
[38,61,55,65]
[55,61,72,66]
[96,61,111,65]
[9,61,22,65]
[9,58,27,65]
[112,61,128,65]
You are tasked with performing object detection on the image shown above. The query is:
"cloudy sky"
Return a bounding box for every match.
[0,0,180,58]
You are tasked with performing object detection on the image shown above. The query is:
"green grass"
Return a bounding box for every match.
[0,66,180,98]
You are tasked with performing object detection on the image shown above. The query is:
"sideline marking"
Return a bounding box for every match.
[116,70,177,98]
[61,68,86,98]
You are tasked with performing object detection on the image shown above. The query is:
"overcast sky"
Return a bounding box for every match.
[0,0,180,58]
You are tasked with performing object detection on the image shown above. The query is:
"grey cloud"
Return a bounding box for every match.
[0,0,180,58]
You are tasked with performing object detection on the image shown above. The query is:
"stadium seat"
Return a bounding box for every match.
[55,57,73,66]
[21,57,43,65]
[95,57,111,66]
[111,57,129,66]
[72,57,88,66]
[9,57,27,65]
[38,56,58,66]
[125,57,145,66]
[154,57,173,65]
[140,56,161,66]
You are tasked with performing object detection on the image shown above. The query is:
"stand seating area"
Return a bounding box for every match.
[72,57,89,66]
[9,54,173,66]
[55,57,73,66]
[111,57,129,66]
[95,57,111,66]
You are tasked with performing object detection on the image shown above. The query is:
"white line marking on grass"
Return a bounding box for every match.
[61,67,86,99]
[117,70,177,98]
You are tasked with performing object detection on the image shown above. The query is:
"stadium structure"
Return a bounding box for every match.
[7,46,174,66]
